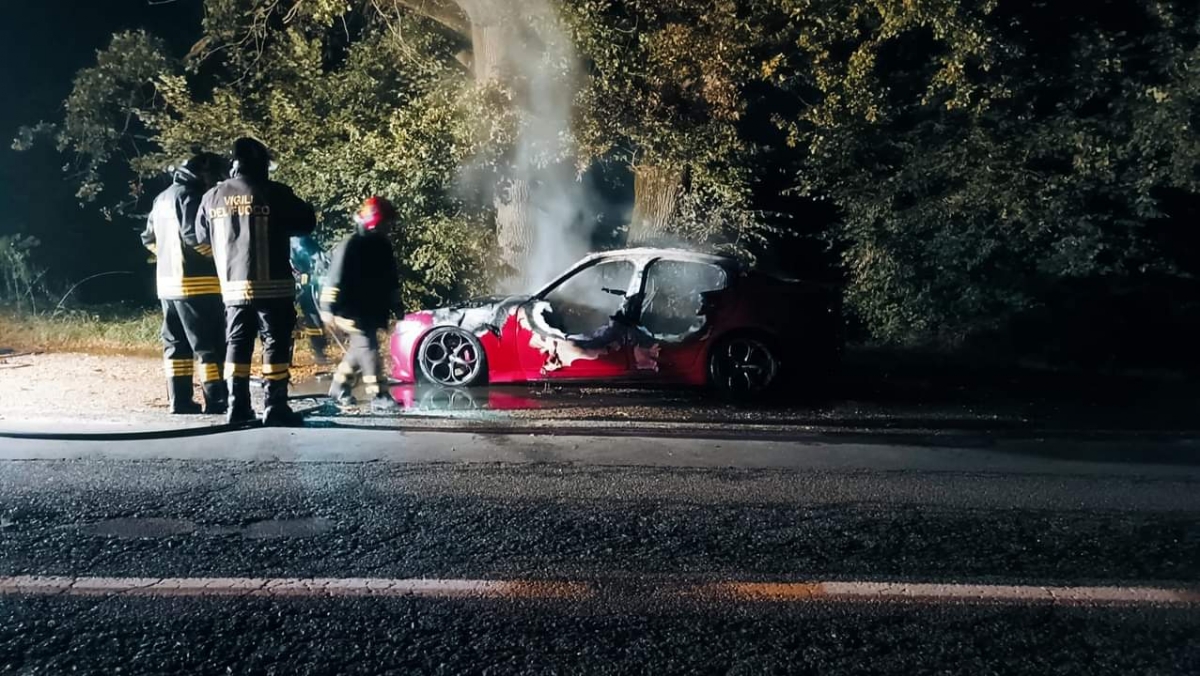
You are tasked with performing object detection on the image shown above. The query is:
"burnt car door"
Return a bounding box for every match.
[631,258,731,380]
[513,258,641,379]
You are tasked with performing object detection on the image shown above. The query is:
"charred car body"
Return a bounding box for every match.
[390,248,842,396]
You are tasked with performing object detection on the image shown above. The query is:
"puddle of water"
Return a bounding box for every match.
[240,517,333,540]
[79,518,198,539]
[288,380,708,418]
[288,381,547,414]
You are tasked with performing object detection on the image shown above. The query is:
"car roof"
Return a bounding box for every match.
[580,247,739,268]
[532,247,745,297]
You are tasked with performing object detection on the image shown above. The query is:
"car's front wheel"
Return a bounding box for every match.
[416,327,488,387]
[707,333,780,398]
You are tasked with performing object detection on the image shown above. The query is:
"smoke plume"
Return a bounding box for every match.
[462,0,600,292]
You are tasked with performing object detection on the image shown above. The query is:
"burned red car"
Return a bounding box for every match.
[390,248,841,396]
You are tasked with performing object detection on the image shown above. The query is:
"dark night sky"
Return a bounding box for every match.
[0,0,200,302]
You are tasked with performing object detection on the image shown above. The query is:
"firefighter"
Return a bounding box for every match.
[141,150,229,414]
[291,235,330,366]
[196,138,316,425]
[320,196,403,413]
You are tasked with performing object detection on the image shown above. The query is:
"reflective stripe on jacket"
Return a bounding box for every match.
[141,173,220,300]
[196,173,316,306]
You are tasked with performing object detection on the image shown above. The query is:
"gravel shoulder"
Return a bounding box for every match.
[3,347,1199,433]
[0,352,167,424]
[0,351,324,427]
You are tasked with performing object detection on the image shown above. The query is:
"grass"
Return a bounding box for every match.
[0,304,162,356]
[0,303,341,371]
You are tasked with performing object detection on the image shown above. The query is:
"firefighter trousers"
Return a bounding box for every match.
[333,325,385,396]
[296,285,328,357]
[161,296,225,384]
[225,299,296,393]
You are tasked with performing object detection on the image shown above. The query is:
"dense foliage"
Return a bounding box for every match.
[17,0,1200,351]
[563,0,785,252]
[771,0,1200,343]
[143,4,500,309]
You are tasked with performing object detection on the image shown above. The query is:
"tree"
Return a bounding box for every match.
[564,0,784,254]
[387,0,575,278]
[772,0,1200,343]
[13,30,177,215]
[205,0,580,282]
[19,6,499,308]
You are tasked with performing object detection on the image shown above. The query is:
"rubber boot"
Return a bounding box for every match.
[168,376,202,414]
[328,376,358,409]
[370,394,402,414]
[201,380,228,415]
[226,377,255,425]
[262,378,303,427]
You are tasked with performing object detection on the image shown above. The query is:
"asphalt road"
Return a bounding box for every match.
[1,428,1198,674]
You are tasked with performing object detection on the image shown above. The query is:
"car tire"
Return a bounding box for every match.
[707,333,781,400]
[416,327,488,387]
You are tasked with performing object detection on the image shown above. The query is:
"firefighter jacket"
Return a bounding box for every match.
[196,171,316,306]
[141,168,220,300]
[290,235,329,288]
[320,230,400,330]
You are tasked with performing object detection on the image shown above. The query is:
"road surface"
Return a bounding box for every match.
[1,427,1197,674]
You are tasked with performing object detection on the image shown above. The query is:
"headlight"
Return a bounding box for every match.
[396,318,427,334]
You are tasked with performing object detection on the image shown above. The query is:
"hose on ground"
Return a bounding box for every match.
[0,402,327,441]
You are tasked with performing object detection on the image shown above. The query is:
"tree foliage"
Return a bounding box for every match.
[17,0,1200,350]
[773,0,1200,343]
[564,0,786,255]
[22,3,499,309]
[13,30,177,213]
[149,2,496,307]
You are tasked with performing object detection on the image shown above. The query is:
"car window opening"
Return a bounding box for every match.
[538,260,637,339]
[640,260,727,340]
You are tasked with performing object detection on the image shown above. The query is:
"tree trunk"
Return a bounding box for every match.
[396,0,540,281]
[494,176,533,271]
[628,164,685,245]
[470,22,505,80]
[466,13,537,280]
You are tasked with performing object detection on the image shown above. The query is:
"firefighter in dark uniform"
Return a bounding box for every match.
[140,151,229,414]
[196,138,316,425]
[291,235,330,365]
[320,196,402,413]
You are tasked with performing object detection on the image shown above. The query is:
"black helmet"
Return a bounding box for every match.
[175,148,228,189]
[231,137,271,179]
[177,150,228,188]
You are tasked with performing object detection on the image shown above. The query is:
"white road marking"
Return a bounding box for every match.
[0,576,589,600]
[0,576,1196,606]
[711,581,1200,605]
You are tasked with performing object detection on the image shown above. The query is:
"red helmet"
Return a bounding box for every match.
[354,196,397,231]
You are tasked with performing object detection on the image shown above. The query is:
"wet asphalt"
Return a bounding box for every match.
[1,433,1199,674]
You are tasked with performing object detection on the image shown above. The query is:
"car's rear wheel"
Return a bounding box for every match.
[707,334,780,398]
[417,327,487,387]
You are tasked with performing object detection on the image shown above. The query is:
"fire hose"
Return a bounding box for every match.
[0,400,327,441]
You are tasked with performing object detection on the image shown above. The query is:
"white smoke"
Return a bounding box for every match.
[517,2,595,290]
[465,0,599,292]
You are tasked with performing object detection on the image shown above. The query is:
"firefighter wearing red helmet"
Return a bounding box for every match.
[140,150,229,414]
[320,196,403,413]
[196,137,316,426]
